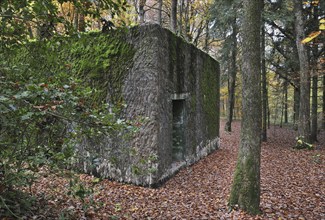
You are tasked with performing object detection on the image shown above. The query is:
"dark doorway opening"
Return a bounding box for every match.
[172,99,185,161]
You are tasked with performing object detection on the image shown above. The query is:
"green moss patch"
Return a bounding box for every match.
[6,29,135,106]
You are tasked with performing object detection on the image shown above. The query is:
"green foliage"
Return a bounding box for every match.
[0,65,127,191]
[0,19,135,220]
[131,152,158,176]
[0,1,151,219]
[294,136,314,150]
[0,0,127,46]
[0,190,36,218]
[311,153,322,164]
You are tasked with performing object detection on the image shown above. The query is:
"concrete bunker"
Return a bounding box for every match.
[75,24,220,186]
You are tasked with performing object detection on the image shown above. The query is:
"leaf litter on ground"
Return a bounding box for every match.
[13,120,325,219]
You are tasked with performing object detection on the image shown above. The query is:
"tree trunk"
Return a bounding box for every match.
[139,0,146,24]
[284,81,288,124]
[323,75,325,129]
[229,0,262,215]
[225,19,237,132]
[293,86,300,127]
[267,104,270,129]
[157,0,162,25]
[311,74,318,142]
[294,0,311,142]
[184,0,190,41]
[74,11,79,30]
[170,0,177,32]
[203,20,209,53]
[261,20,267,141]
[178,0,184,35]
[78,13,86,32]
[280,89,284,128]
[311,4,319,141]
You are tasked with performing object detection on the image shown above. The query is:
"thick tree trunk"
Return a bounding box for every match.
[229,0,262,215]
[311,5,319,141]
[170,0,177,32]
[225,19,237,132]
[261,21,268,141]
[294,0,311,142]
[311,75,318,142]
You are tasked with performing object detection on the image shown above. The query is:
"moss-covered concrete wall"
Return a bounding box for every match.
[7,24,220,186]
[152,25,220,182]
[77,24,220,186]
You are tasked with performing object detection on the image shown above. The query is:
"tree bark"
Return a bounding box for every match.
[229,0,262,215]
[261,20,268,141]
[323,75,325,129]
[294,0,311,142]
[284,81,288,124]
[184,0,190,41]
[311,74,318,142]
[73,10,79,30]
[203,20,209,53]
[157,0,162,25]
[225,18,237,132]
[311,4,319,141]
[293,86,300,127]
[178,0,184,35]
[78,13,86,32]
[139,0,146,24]
[170,0,177,32]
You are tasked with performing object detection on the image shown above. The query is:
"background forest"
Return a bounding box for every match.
[0,0,324,219]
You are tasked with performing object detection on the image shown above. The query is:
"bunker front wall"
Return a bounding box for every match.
[78,24,220,186]
[152,26,220,182]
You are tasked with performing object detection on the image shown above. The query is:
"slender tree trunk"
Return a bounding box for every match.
[225,19,237,132]
[203,20,209,53]
[78,13,86,32]
[280,88,284,128]
[178,0,184,35]
[184,0,190,41]
[284,82,288,124]
[139,0,146,24]
[229,0,262,215]
[171,0,177,32]
[294,0,311,142]
[261,20,268,141]
[311,74,318,142]
[323,75,325,129]
[267,105,270,129]
[157,0,162,25]
[293,86,300,127]
[74,11,79,30]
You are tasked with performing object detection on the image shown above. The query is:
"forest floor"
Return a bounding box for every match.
[15,120,325,219]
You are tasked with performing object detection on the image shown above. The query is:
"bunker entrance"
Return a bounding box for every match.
[172,99,186,161]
